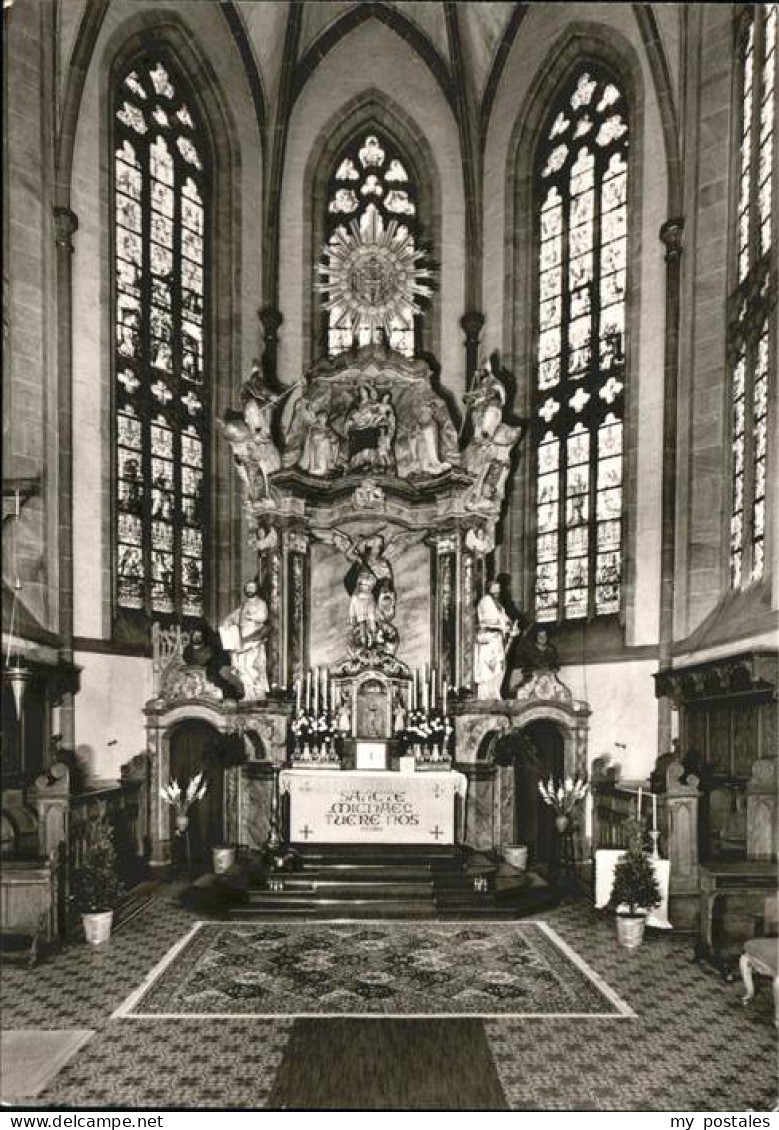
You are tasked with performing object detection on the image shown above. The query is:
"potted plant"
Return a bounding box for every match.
[609,826,661,949]
[71,815,124,945]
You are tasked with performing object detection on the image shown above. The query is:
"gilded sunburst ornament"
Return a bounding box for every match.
[316,205,433,341]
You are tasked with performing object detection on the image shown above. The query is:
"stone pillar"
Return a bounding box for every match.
[145,716,171,867]
[665,758,700,927]
[53,206,78,751]
[460,311,485,389]
[258,306,283,385]
[455,760,497,852]
[657,217,684,752]
[746,758,778,860]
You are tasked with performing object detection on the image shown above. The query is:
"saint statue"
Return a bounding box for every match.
[299,408,341,476]
[219,581,270,700]
[516,624,560,682]
[408,401,451,476]
[474,580,520,700]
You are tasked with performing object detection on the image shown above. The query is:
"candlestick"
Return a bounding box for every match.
[637,785,643,820]
[649,828,660,861]
[652,793,657,833]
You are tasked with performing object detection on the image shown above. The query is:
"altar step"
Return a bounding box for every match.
[200,847,560,921]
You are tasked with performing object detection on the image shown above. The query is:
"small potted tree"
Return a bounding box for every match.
[609,824,661,949]
[71,815,124,945]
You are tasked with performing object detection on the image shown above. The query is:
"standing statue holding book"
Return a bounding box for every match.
[219,580,270,700]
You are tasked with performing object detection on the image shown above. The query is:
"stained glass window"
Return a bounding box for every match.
[114,59,209,622]
[729,5,776,587]
[324,131,420,356]
[532,68,628,622]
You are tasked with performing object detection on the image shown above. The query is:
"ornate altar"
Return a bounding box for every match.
[143,342,547,862]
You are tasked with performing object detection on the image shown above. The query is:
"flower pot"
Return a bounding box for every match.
[616,913,646,949]
[212,845,236,874]
[82,910,114,946]
[504,844,529,871]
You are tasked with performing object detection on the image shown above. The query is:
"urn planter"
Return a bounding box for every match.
[615,913,646,949]
[82,910,114,946]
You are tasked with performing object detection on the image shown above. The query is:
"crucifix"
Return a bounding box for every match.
[298,824,314,841]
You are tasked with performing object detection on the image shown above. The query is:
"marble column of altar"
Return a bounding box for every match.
[433,533,459,692]
[283,528,309,689]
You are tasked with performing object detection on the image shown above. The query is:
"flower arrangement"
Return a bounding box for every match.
[159,772,208,834]
[400,707,454,764]
[291,708,338,764]
[537,775,589,816]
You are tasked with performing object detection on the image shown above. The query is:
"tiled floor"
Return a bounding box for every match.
[1,887,776,1111]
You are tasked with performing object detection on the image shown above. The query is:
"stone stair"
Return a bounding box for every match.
[180,844,560,921]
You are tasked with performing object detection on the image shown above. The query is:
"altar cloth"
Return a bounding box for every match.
[279,768,467,844]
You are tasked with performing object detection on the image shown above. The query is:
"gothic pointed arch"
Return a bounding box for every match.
[68,11,253,648]
[303,91,442,365]
[503,24,653,646]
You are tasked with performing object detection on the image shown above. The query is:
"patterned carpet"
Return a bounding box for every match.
[1,884,776,1111]
[114,920,632,1018]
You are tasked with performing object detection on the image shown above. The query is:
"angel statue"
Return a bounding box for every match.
[218,362,282,500]
[310,525,426,672]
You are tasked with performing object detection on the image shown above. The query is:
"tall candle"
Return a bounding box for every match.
[637,786,643,819]
[306,671,311,711]
[313,667,319,713]
[331,682,337,713]
[422,673,429,711]
[323,668,328,713]
[443,679,448,716]
[431,668,436,710]
[296,679,302,711]
[652,793,657,833]
[413,670,418,710]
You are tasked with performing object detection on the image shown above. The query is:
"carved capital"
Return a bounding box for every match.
[659,217,684,261]
[53,207,79,252]
[460,310,485,341]
[259,306,283,340]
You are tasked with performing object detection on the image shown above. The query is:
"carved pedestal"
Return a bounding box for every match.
[665,759,701,928]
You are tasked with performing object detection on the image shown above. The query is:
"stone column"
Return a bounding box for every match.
[657,217,684,752]
[145,715,171,867]
[665,758,700,927]
[746,758,778,860]
[460,311,485,389]
[53,206,78,751]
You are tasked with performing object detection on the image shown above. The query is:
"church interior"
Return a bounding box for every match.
[2,0,778,1113]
